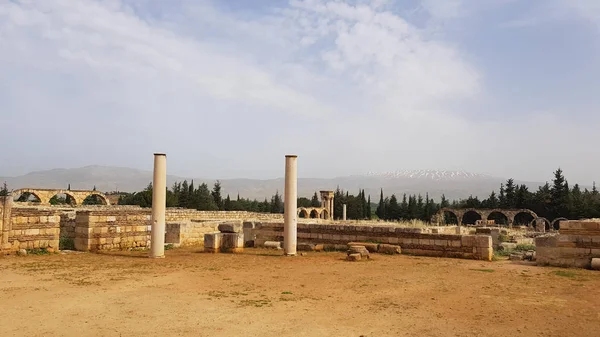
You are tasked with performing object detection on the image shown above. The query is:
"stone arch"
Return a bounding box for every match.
[321,209,329,219]
[551,217,567,231]
[442,210,459,225]
[297,208,308,218]
[49,191,77,205]
[531,217,551,231]
[12,189,43,204]
[487,211,509,226]
[513,210,536,226]
[309,209,320,219]
[462,209,482,225]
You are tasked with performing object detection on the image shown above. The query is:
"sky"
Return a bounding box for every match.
[0,0,599,183]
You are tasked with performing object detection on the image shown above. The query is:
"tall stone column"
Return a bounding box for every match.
[342,204,347,221]
[150,153,167,258]
[1,196,13,250]
[283,155,298,256]
[330,198,334,220]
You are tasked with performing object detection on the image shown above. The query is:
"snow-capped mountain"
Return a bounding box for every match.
[362,170,494,181]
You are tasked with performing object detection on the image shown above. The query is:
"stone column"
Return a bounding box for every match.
[283,155,298,256]
[1,196,13,250]
[330,197,334,220]
[150,153,167,258]
[342,204,347,221]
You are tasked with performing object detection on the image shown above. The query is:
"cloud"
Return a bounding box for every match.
[0,0,597,184]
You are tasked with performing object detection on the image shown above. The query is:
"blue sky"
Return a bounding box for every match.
[0,0,599,184]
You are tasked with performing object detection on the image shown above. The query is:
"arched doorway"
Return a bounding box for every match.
[463,210,482,225]
[443,210,458,225]
[551,217,567,231]
[298,209,308,218]
[13,191,42,203]
[487,211,509,226]
[82,193,108,205]
[49,193,76,205]
[310,209,320,219]
[514,211,535,226]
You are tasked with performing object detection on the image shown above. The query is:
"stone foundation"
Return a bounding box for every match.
[536,220,600,268]
[247,222,492,261]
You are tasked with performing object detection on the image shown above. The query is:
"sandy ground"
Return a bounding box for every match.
[1,248,599,337]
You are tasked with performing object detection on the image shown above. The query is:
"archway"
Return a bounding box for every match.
[487,211,509,226]
[514,211,535,226]
[13,191,42,203]
[298,208,308,218]
[443,210,458,225]
[82,193,108,205]
[531,217,551,231]
[49,193,76,205]
[310,209,320,219]
[321,209,329,220]
[551,217,567,231]
[463,210,482,225]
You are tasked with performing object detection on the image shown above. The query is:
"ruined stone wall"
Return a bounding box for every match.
[74,210,151,251]
[536,220,600,268]
[5,208,61,251]
[247,222,492,261]
[166,221,222,247]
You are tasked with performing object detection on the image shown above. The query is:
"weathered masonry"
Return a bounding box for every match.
[12,188,110,206]
[536,220,600,268]
[246,222,493,261]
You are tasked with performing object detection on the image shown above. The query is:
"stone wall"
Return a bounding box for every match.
[5,208,61,251]
[247,222,492,261]
[74,210,152,251]
[166,220,222,247]
[536,220,600,268]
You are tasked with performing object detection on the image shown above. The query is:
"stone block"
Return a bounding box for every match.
[476,236,492,248]
[297,243,315,251]
[218,222,243,233]
[221,233,244,253]
[378,244,401,255]
[204,233,223,250]
[347,242,379,253]
[500,242,517,251]
[591,258,600,271]
[348,245,370,259]
[347,253,361,261]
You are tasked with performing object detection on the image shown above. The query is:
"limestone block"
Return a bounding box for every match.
[204,232,223,250]
[591,258,600,270]
[348,242,379,253]
[378,244,401,255]
[348,245,370,259]
[221,233,244,253]
[218,222,243,233]
[297,243,315,251]
[263,241,282,249]
[500,242,517,251]
[347,253,361,261]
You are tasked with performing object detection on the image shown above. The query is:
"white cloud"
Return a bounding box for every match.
[0,0,597,184]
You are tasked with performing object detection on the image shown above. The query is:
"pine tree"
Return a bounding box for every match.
[310,192,320,207]
[487,191,498,208]
[270,190,283,213]
[550,168,569,219]
[400,194,409,220]
[367,195,372,220]
[387,195,400,220]
[93,185,96,191]
[67,184,71,191]
[224,194,232,211]
[212,181,223,210]
[0,182,8,196]
[504,178,516,208]
[376,189,385,219]
[440,194,449,208]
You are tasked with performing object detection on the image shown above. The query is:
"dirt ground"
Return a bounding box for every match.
[1,248,599,337]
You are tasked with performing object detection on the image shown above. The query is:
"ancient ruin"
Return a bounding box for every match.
[435,207,540,227]
[12,188,110,205]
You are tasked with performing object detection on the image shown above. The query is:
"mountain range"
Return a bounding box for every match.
[0,165,550,201]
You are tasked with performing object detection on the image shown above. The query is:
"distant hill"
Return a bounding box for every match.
[0,165,550,201]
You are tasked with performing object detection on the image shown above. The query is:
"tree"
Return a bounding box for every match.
[270,190,283,213]
[550,168,569,219]
[212,181,223,210]
[93,185,97,191]
[486,191,498,208]
[0,182,8,197]
[387,195,400,220]
[376,189,385,219]
[503,178,516,208]
[440,194,449,208]
[367,195,372,220]
[67,184,71,191]
[224,194,232,211]
[310,192,320,207]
